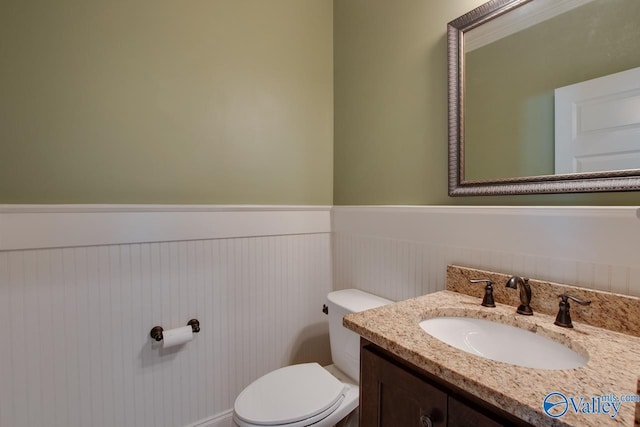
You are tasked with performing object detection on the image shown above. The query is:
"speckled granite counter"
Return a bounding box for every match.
[345,289,640,426]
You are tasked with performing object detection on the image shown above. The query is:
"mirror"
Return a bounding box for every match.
[448,0,640,196]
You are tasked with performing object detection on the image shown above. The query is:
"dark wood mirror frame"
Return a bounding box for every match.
[447,0,640,196]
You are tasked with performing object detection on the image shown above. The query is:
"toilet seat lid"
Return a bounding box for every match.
[234,363,347,426]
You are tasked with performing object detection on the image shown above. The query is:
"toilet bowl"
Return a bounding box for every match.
[233,289,391,427]
[233,363,358,427]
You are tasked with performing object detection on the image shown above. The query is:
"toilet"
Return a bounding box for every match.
[233,289,392,427]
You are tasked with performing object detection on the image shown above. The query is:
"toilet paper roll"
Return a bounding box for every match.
[162,325,193,348]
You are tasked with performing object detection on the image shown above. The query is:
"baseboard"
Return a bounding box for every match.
[185,409,234,427]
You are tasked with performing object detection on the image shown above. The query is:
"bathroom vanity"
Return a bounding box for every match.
[360,340,530,426]
[345,266,640,427]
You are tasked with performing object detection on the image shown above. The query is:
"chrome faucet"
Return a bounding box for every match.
[505,276,533,315]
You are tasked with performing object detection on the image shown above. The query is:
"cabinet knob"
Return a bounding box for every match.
[420,414,433,427]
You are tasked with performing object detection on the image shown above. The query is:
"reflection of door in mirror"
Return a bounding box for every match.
[464,0,640,182]
[555,66,640,174]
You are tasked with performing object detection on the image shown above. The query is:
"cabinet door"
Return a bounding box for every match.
[448,397,505,427]
[361,346,447,427]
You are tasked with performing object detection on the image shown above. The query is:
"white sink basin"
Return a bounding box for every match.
[419,316,587,370]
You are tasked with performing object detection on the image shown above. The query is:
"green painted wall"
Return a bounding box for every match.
[466,0,640,181]
[0,0,333,204]
[333,0,640,205]
[3,1,638,206]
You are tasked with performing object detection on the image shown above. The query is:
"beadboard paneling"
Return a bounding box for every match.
[0,232,331,427]
[3,204,639,427]
[332,206,640,301]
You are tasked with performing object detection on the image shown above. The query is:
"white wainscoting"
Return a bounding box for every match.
[332,206,640,301]
[3,204,639,427]
[0,206,332,427]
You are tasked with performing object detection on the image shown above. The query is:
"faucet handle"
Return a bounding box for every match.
[469,278,493,285]
[468,279,495,307]
[554,293,591,328]
[559,293,591,306]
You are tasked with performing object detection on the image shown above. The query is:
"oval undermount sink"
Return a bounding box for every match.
[419,316,587,370]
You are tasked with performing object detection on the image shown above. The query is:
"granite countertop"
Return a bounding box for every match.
[345,290,640,427]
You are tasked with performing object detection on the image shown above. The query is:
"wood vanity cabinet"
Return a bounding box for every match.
[360,339,533,427]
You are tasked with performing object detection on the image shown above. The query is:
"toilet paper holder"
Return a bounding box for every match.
[150,319,200,342]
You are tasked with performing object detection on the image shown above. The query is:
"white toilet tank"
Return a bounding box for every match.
[326,289,392,383]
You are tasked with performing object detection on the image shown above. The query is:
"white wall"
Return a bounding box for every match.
[0,206,332,427]
[333,206,640,301]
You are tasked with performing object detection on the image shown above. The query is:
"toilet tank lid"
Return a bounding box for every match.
[327,289,392,313]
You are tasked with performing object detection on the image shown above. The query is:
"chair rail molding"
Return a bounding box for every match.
[0,205,331,250]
